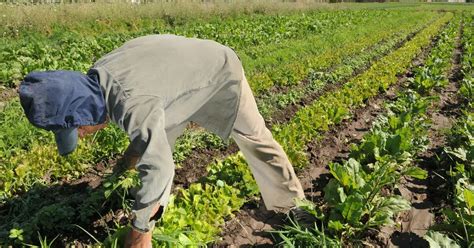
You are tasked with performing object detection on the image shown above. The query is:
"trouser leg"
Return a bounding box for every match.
[231,70,304,211]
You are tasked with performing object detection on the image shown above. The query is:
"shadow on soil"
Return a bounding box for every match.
[391,231,430,248]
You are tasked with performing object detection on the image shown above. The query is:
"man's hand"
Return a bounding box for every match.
[120,153,141,170]
[114,145,141,174]
[113,153,140,175]
[124,203,161,248]
[124,228,153,248]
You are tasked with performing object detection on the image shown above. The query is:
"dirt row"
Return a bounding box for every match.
[383,67,461,248]
[215,20,459,247]
[0,87,16,110]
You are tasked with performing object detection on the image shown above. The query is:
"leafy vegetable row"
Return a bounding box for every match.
[240,10,435,94]
[425,13,474,248]
[274,12,452,169]
[425,104,474,248]
[258,17,430,119]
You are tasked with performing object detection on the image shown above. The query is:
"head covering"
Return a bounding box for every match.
[19,70,106,156]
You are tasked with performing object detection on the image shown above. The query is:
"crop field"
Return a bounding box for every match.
[0,1,473,247]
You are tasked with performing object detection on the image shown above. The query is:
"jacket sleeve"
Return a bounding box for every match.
[121,96,175,232]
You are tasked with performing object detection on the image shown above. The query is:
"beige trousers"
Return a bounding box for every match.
[231,71,305,211]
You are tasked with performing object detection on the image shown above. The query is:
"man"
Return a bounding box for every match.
[19,34,304,247]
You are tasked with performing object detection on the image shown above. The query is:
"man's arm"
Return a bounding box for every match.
[120,96,175,246]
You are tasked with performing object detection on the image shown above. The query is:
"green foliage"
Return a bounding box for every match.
[90,124,129,161]
[459,15,474,108]
[34,233,59,248]
[154,183,244,246]
[173,129,224,164]
[0,168,138,245]
[258,13,429,119]
[0,101,52,160]
[205,153,259,197]
[350,90,431,164]
[276,199,341,247]
[425,230,461,248]
[2,10,423,87]
[433,114,474,247]
[460,77,474,104]
[8,228,24,242]
[0,124,128,201]
[145,152,258,246]
[328,159,366,191]
[324,159,411,237]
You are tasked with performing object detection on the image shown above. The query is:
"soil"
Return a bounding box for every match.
[173,143,239,191]
[0,87,17,109]
[66,158,116,189]
[381,80,461,248]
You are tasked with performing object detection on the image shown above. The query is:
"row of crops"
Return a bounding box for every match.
[0,4,472,247]
[279,13,465,246]
[423,15,474,247]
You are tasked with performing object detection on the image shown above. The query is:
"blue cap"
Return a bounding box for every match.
[19,70,106,156]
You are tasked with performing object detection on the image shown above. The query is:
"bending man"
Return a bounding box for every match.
[19,34,304,247]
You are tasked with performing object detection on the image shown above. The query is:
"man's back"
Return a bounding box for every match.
[92,34,242,102]
[90,34,243,139]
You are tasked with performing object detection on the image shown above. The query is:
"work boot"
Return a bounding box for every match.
[288,206,319,230]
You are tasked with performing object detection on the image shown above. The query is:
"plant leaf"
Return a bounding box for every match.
[339,194,364,225]
[323,179,347,205]
[404,166,428,179]
[463,188,474,211]
[424,230,461,248]
[329,159,365,190]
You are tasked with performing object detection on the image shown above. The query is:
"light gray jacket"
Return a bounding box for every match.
[89,34,243,232]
